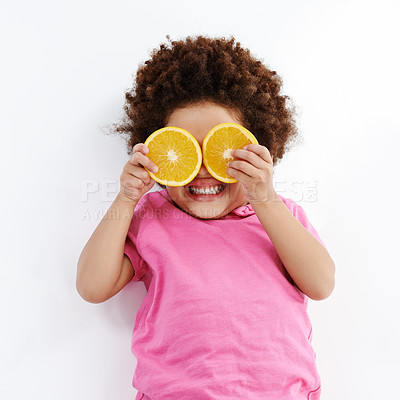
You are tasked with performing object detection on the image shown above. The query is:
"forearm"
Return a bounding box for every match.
[76,193,137,302]
[252,198,335,300]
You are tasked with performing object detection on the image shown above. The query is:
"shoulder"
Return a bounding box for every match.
[128,189,172,235]
[135,188,171,211]
[276,193,298,213]
[276,194,310,221]
[131,188,178,224]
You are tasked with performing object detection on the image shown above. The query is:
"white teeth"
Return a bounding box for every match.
[189,185,224,195]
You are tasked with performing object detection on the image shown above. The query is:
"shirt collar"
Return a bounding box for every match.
[229,202,255,217]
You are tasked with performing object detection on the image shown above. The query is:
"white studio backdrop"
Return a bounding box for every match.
[1,0,399,399]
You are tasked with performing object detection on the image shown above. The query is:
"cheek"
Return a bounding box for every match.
[166,187,182,201]
[226,183,241,196]
[168,187,192,206]
[227,184,246,202]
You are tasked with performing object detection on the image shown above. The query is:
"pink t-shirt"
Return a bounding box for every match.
[124,189,325,400]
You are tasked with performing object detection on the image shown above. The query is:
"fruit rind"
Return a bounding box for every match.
[144,126,202,187]
[202,123,258,184]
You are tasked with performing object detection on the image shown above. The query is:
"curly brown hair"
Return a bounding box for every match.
[111,34,300,166]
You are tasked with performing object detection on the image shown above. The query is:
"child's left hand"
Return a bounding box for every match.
[227,144,278,205]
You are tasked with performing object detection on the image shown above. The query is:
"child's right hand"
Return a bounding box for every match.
[119,143,158,204]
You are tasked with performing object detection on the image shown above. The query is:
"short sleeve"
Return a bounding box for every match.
[290,202,327,249]
[124,235,148,282]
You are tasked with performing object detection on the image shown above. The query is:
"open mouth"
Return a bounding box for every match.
[188,184,226,196]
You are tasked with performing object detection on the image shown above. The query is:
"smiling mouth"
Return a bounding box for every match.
[188,184,226,195]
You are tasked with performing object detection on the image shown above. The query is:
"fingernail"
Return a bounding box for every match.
[144,147,149,154]
[153,166,158,173]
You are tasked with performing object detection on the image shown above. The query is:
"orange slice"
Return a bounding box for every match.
[202,123,258,183]
[144,126,202,186]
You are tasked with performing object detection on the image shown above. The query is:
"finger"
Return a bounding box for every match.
[236,144,273,164]
[133,176,154,190]
[131,143,158,170]
[129,151,158,173]
[226,166,251,183]
[228,159,259,177]
[124,163,154,186]
[230,148,266,170]
[132,143,149,155]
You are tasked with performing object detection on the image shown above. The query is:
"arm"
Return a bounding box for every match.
[227,144,335,301]
[252,198,335,300]
[76,143,158,303]
[76,194,137,303]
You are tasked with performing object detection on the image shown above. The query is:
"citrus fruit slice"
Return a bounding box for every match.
[144,126,202,186]
[202,123,258,183]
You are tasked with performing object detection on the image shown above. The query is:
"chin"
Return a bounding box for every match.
[167,182,245,220]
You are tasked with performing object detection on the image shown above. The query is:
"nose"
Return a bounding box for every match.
[197,163,211,177]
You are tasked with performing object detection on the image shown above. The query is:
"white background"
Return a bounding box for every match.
[1,0,399,399]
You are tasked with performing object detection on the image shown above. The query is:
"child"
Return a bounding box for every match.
[76,35,335,400]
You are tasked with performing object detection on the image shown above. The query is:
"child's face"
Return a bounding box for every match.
[165,101,248,219]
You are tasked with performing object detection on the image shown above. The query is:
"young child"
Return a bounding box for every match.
[76,35,335,400]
